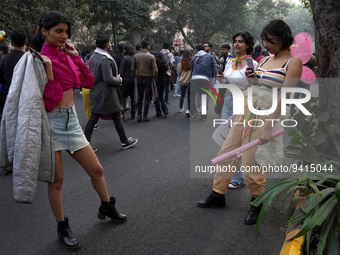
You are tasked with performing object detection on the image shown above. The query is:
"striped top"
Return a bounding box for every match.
[255,56,293,89]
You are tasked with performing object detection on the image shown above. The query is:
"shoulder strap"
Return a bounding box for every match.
[259,56,270,67]
[282,57,294,70]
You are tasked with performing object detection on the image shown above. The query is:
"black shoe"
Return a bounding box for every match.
[244,197,263,225]
[197,191,226,208]
[142,116,150,122]
[98,197,127,222]
[121,137,138,149]
[57,217,80,251]
[137,115,142,122]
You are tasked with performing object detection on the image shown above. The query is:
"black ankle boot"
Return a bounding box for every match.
[244,197,263,225]
[98,197,127,222]
[57,217,80,250]
[197,191,226,208]
[137,115,142,122]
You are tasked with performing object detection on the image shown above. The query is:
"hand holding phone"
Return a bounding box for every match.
[246,57,254,73]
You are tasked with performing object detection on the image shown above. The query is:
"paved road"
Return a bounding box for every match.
[0,90,292,255]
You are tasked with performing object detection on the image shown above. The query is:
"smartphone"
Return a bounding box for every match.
[247,57,254,73]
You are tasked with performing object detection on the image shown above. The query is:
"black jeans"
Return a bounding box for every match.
[121,80,136,117]
[164,75,170,103]
[154,81,168,116]
[84,112,128,143]
[137,76,153,117]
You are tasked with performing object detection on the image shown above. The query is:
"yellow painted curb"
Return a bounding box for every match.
[279,190,306,255]
[279,229,304,255]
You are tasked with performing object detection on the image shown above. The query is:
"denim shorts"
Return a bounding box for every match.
[47,105,89,154]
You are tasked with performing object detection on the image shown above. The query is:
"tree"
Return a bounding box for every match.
[309,0,340,122]
[246,0,292,44]
[87,0,152,51]
[0,0,90,42]
[154,0,249,49]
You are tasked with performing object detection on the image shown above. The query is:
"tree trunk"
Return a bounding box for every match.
[310,0,340,122]
[130,30,141,48]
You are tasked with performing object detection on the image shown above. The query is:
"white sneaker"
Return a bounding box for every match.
[186,109,190,117]
[178,108,184,113]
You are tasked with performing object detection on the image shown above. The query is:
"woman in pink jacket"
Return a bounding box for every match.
[31,11,126,251]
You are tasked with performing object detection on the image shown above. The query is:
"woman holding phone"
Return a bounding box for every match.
[198,20,302,225]
[219,31,258,189]
[31,11,127,250]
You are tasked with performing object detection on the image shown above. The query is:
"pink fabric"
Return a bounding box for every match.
[40,43,94,111]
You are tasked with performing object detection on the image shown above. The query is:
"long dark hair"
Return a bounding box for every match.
[31,11,70,52]
[153,52,168,68]
[180,50,192,71]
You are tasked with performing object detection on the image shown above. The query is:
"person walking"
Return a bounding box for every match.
[84,35,138,150]
[160,42,175,104]
[0,29,27,120]
[132,40,158,122]
[190,44,217,120]
[31,11,128,250]
[177,50,192,117]
[152,52,169,117]
[120,43,137,120]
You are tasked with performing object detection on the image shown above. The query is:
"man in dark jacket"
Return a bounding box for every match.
[84,35,138,150]
[132,40,158,122]
[190,44,217,120]
[0,29,27,121]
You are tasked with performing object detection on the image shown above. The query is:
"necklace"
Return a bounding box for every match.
[233,55,247,70]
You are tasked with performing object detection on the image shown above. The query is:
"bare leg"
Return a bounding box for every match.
[48,151,64,222]
[69,145,110,202]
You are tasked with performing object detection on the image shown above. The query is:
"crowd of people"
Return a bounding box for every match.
[0,10,306,251]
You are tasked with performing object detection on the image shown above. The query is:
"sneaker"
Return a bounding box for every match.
[178,108,184,113]
[186,109,190,117]
[93,125,100,130]
[122,137,138,149]
[92,146,98,152]
[229,182,246,189]
[176,94,181,97]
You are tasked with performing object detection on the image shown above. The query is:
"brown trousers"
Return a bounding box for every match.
[213,97,267,197]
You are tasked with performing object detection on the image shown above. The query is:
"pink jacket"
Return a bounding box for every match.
[40,43,94,111]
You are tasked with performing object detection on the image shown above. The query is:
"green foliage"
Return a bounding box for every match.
[245,0,293,44]
[286,97,340,168]
[87,0,152,49]
[253,97,340,254]
[0,0,89,41]
[152,0,248,49]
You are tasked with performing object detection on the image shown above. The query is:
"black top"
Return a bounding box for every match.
[156,60,168,83]
[0,50,25,92]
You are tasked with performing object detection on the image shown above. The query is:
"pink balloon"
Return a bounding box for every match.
[291,32,312,64]
[301,66,316,84]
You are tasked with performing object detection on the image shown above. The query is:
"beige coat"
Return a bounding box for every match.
[177,60,191,86]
